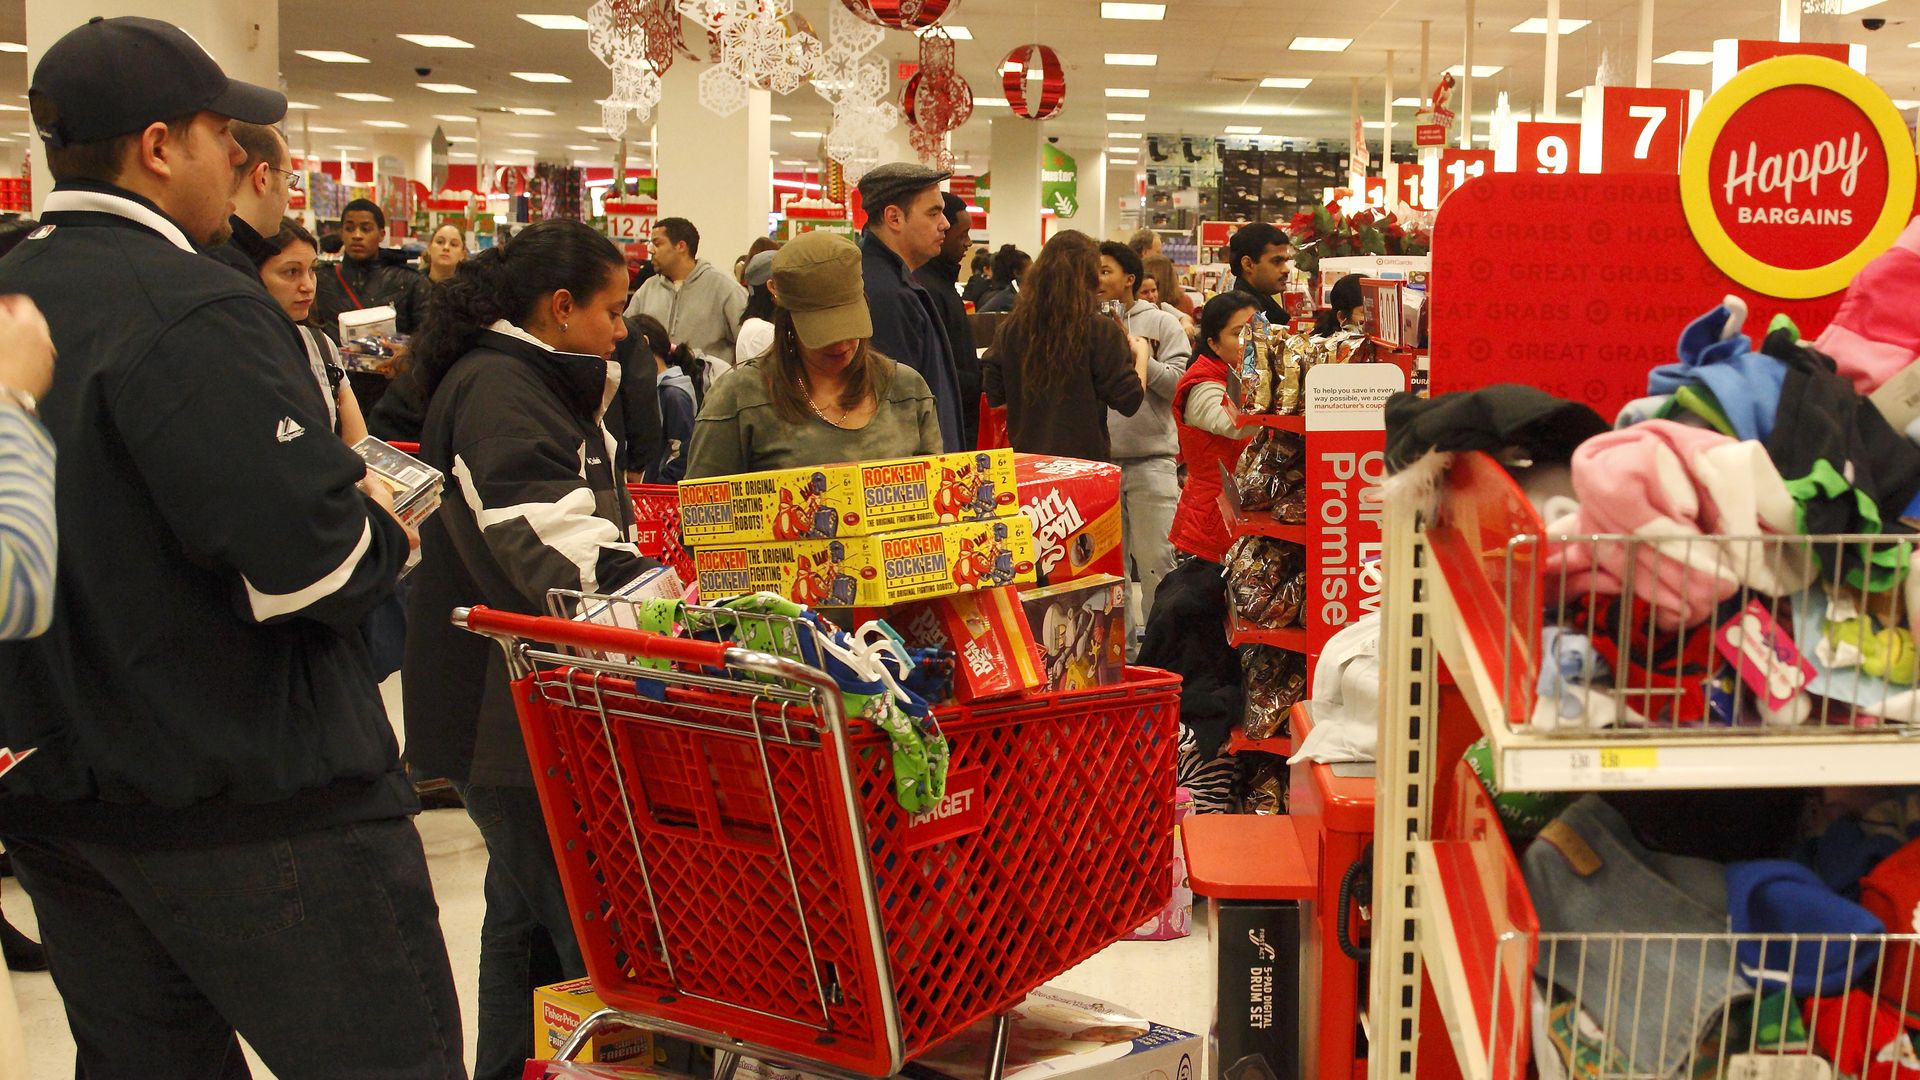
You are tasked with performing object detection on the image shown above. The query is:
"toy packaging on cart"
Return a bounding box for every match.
[1020,574,1127,694]
[677,449,1018,546]
[534,979,656,1066]
[895,586,1047,702]
[1014,455,1124,586]
[692,515,1038,607]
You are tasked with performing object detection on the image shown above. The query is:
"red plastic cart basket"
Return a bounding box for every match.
[456,606,1179,1079]
[628,483,695,584]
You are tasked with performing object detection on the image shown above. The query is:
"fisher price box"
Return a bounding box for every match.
[677,450,1018,546]
[692,515,1038,608]
[534,979,655,1066]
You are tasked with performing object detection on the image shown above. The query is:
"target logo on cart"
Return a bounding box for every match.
[1681,54,1918,298]
[905,767,986,850]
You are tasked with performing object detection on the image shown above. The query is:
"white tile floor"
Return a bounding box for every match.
[3,680,1217,1078]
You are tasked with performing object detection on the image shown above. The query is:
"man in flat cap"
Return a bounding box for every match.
[858,162,965,453]
[0,17,460,1077]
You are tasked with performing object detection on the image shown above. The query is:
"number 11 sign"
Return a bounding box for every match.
[1579,85,1699,174]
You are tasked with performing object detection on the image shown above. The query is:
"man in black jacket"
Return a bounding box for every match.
[207,120,292,278]
[858,162,964,452]
[0,18,462,1077]
[914,191,981,449]
[1228,221,1292,325]
[314,196,431,341]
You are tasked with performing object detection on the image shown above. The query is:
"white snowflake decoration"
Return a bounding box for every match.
[812,3,894,175]
[586,0,649,66]
[714,6,819,97]
[600,57,663,138]
[698,64,749,116]
[677,0,747,32]
[602,98,631,141]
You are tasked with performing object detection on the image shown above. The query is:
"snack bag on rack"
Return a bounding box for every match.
[1238,313,1280,413]
[1274,330,1311,415]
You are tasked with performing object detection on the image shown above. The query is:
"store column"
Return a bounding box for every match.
[655,62,771,271]
[987,117,1043,255]
[23,0,278,214]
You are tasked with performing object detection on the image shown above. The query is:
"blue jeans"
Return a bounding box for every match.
[8,818,465,1080]
[455,783,586,1080]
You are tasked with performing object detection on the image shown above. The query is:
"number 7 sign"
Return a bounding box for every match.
[1578,85,1698,174]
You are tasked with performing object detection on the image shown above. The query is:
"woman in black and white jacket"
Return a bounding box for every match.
[400,217,654,1080]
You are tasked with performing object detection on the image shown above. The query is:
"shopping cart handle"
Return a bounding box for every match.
[451,606,735,668]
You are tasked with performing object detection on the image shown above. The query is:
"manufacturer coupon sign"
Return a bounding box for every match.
[1680,55,1917,299]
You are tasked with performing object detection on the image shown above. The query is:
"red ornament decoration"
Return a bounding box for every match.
[839,0,958,30]
[902,25,971,168]
[1003,44,1065,120]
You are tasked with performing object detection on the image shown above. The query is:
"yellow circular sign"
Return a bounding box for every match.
[1679,55,1918,300]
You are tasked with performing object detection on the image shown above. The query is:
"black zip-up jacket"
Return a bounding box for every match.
[0,183,415,846]
[915,254,982,449]
[403,327,654,787]
[314,252,430,342]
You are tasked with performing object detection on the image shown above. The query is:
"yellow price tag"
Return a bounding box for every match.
[1599,747,1659,770]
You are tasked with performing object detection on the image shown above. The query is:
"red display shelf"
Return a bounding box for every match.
[1224,399,1307,433]
[1226,602,1308,652]
[1226,729,1292,756]
[1217,487,1308,544]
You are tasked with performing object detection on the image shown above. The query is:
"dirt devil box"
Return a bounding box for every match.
[1014,455,1124,587]
[896,586,1047,702]
[693,516,1038,607]
[677,449,1018,546]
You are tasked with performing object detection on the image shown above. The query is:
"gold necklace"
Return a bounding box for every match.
[795,375,849,428]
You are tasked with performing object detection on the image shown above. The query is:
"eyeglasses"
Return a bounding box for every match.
[268,166,304,193]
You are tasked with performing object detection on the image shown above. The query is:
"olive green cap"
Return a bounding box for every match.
[772,231,872,349]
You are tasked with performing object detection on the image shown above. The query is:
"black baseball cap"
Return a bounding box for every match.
[29,16,287,150]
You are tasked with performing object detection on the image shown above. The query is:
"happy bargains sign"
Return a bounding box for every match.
[1680,55,1918,299]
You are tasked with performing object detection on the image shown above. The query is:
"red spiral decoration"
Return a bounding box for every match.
[840,0,958,30]
[1002,44,1065,121]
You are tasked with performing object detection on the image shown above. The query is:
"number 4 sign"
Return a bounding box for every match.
[1578,86,1699,174]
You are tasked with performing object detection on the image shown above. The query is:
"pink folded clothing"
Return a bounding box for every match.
[1546,420,1812,629]
[1815,215,1920,395]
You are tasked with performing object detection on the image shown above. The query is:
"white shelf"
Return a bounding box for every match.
[1429,556,1920,792]
[1414,842,1491,1080]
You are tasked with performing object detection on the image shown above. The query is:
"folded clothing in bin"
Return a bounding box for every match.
[1726,860,1884,998]
[1523,795,1748,1079]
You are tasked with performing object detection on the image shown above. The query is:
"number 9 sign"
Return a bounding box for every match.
[1514,121,1583,175]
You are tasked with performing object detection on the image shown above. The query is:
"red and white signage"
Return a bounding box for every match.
[1511,121,1583,176]
[1680,54,1917,299]
[1303,364,1402,669]
[603,196,656,248]
[1436,148,1495,203]
[1577,85,1696,174]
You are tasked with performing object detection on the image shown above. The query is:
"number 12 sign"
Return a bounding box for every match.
[1579,86,1697,174]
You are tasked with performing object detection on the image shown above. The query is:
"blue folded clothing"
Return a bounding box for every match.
[1647,301,1788,442]
[1726,859,1885,998]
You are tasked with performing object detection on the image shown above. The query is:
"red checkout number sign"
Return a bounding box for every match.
[1596,86,1691,174]
[1514,121,1582,175]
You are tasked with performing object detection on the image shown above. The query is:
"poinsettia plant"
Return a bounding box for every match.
[1288,194,1429,273]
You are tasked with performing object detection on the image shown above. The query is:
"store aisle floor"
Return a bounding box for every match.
[4,682,1216,1077]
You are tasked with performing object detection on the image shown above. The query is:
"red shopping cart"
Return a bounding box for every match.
[456,602,1180,1080]
[628,483,695,584]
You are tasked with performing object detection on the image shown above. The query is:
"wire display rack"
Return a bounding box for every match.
[1371,450,1920,1080]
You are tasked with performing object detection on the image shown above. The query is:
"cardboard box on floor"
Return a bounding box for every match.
[734,986,1200,1080]
[534,979,656,1067]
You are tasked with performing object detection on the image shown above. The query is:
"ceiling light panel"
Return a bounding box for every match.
[1391,96,1422,107]
[1289,37,1351,52]
[397,34,473,48]
[0,43,27,53]
[1108,112,1146,121]
[296,50,369,63]
[336,92,393,102]
[770,113,793,121]
[508,107,556,115]
[1224,126,1262,134]
[511,72,572,83]
[366,120,409,128]
[287,101,320,110]
[418,83,477,94]
[1105,87,1150,98]
[1105,53,1158,65]
[1443,64,1505,77]
[790,130,825,138]
[1260,77,1312,89]
[518,14,591,29]
[1509,17,1591,33]
[1108,131,1143,139]
[973,96,1009,106]
[1101,3,1165,19]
